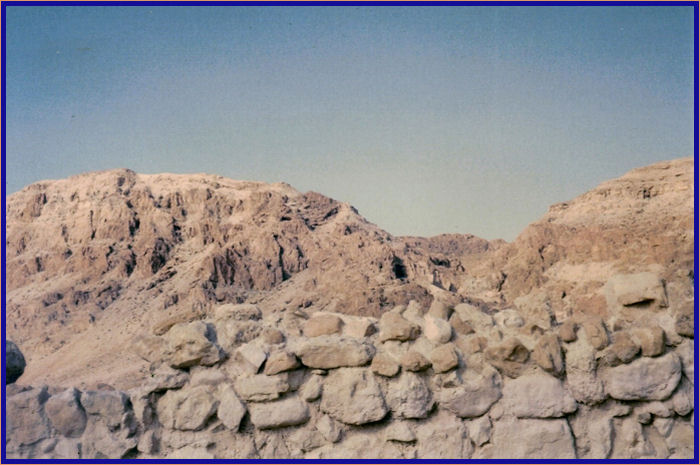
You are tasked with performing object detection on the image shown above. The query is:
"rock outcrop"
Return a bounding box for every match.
[4,158,694,459]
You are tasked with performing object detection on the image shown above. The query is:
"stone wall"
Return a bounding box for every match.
[5,273,694,459]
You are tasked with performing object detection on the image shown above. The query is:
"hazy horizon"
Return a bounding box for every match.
[4,5,695,241]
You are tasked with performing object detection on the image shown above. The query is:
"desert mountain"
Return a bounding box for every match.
[5,159,693,389]
[5,169,491,387]
[4,157,694,460]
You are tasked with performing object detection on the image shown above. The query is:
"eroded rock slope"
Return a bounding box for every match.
[4,157,695,459]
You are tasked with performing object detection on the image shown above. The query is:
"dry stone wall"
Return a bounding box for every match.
[6,274,695,459]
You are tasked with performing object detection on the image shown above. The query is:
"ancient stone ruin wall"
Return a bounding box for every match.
[5,272,695,459]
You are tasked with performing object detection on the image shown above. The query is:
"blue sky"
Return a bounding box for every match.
[4,5,695,241]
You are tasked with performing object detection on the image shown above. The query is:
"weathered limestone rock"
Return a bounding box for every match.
[385,422,416,442]
[264,350,300,375]
[603,352,681,401]
[214,303,262,321]
[295,336,375,369]
[629,326,665,357]
[371,352,400,377]
[237,342,268,373]
[343,317,377,338]
[385,372,433,419]
[44,388,87,438]
[299,374,323,401]
[216,385,247,431]
[157,385,218,431]
[532,334,564,375]
[667,375,693,416]
[453,303,495,333]
[490,418,576,458]
[494,309,525,328]
[569,402,629,459]
[248,397,309,429]
[448,313,474,335]
[559,320,578,342]
[262,327,286,345]
[430,343,459,373]
[675,338,694,382]
[81,423,138,459]
[163,321,223,369]
[485,337,530,378]
[581,317,609,350]
[437,368,502,418]
[287,428,325,453]
[6,386,51,446]
[315,414,342,443]
[607,272,667,307]
[6,341,26,384]
[610,416,656,458]
[400,350,431,372]
[320,368,388,425]
[378,312,421,342]
[303,313,343,337]
[502,374,577,418]
[565,336,605,404]
[80,390,133,430]
[415,410,473,458]
[424,314,453,343]
[606,331,641,364]
[234,374,290,402]
[455,334,488,355]
[428,300,453,319]
[141,365,189,393]
[466,415,492,446]
[674,300,694,337]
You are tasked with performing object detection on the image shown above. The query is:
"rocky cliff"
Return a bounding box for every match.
[4,157,695,459]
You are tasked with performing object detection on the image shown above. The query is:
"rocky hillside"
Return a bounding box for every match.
[4,157,695,459]
[5,169,488,388]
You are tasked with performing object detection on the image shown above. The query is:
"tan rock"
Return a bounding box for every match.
[303,313,343,337]
[629,326,665,357]
[343,317,377,338]
[423,314,453,343]
[216,384,247,431]
[607,331,640,364]
[234,374,290,402]
[559,320,578,342]
[157,385,218,431]
[385,372,433,419]
[603,352,681,401]
[214,303,262,321]
[248,397,310,429]
[162,321,223,369]
[44,388,86,438]
[532,334,564,375]
[484,337,530,378]
[371,352,400,377]
[400,351,431,372]
[449,313,474,335]
[264,350,300,375]
[502,374,577,418]
[378,312,421,342]
[296,336,375,369]
[320,368,388,425]
[262,328,286,345]
[430,343,459,373]
[427,300,452,320]
[581,317,609,350]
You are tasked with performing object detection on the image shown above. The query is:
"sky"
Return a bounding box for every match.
[3,5,695,241]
